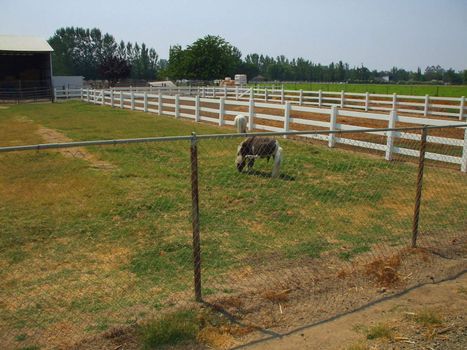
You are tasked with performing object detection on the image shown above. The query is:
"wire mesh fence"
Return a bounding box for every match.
[0,125,466,349]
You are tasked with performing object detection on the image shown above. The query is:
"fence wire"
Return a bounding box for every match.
[0,126,465,349]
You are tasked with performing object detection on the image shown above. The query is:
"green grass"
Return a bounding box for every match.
[251,82,467,97]
[0,101,465,348]
[139,310,199,349]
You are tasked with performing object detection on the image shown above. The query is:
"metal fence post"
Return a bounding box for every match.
[190,132,202,302]
[411,126,428,248]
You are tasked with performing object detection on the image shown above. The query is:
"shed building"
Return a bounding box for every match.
[0,35,54,101]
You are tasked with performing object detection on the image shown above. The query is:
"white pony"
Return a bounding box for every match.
[234,114,248,133]
[236,137,283,178]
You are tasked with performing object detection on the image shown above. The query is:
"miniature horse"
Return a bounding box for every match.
[236,137,282,178]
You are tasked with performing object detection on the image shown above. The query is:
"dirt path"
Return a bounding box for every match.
[36,125,115,170]
[245,272,467,350]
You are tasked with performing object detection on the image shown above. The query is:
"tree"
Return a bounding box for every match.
[98,55,131,86]
[166,35,241,80]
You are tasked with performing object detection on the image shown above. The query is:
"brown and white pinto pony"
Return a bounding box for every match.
[236,137,282,178]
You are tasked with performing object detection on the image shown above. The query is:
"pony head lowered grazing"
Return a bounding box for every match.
[236,136,283,178]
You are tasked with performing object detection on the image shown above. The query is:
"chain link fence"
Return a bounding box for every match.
[0,125,466,349]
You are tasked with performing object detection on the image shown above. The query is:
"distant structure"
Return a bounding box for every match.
[52,76,84,90]
[0,35,54,100]
[234,74,247,86]
[149,80,177,88]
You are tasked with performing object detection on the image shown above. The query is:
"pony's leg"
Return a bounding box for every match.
[247,158,255,170]
[271,147,282,178]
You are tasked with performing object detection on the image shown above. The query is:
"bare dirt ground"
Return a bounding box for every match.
[35,124,115,170]
[246,271,467,350]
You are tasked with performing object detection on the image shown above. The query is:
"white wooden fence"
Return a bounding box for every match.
[105,86,467,121]
[78,88,467,172]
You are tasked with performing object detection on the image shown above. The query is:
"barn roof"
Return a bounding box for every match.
[0,35,53,52]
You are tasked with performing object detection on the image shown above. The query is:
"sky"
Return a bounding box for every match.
[1,0,466,72]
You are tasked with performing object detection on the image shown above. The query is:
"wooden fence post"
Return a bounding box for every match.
[158,93,163,115]
[411,126,428,248]
[248,90,254,131]
[328,105,338,147]
[459,96,465,121]
[219,97,225,126]
[195,95,200,122]
[385,109,397,161]
[461,128,467,173]
[423,95,429,117]
[283,101,291,138]
[175,94,180,118]
[190,133,202,302]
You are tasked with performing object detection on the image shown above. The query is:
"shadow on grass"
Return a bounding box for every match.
[243,169,296,181]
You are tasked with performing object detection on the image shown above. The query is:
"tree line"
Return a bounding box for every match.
[49,28,467,85]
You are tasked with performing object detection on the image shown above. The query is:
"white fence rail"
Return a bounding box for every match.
[98,86,467,121]
[77,88,467,172]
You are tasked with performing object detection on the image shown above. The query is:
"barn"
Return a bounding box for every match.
[0,35,54,101]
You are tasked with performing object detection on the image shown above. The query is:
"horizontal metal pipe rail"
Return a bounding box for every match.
[1,124,466,153]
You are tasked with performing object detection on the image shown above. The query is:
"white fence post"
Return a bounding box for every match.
[86,89,90,103]
[195,95,200,122]
[424,95,429,117]
[202,87,206,98]
[224,86,227,98]
[299,89,303,106]
[130,91,135,110]
[144,92,148,112]
[340,90,345,108]
[175,94,180,118]
[281,87,285,104]
[101,90,104,106]
[80,88,83,100]
[158,93,163,114]
[219,97,225,126]
[235,86,239,100]
[385,109,397,161]
[459,96,465,121]
[365,92,369,111]
[110,90,114,107]
[318,90,322,107]
[119,92,123,109]
[328,105,338,147]
[392,93,397,110]
[66,87,69,99]
[461,128,467,172]
[283,101,291,139]
[265,88,268,102]
[248,90,254,131]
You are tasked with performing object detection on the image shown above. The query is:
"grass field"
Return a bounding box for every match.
[0,101,465,349]
[251,83,467,97]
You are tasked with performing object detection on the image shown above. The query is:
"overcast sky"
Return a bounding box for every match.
[1,0,466,71]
